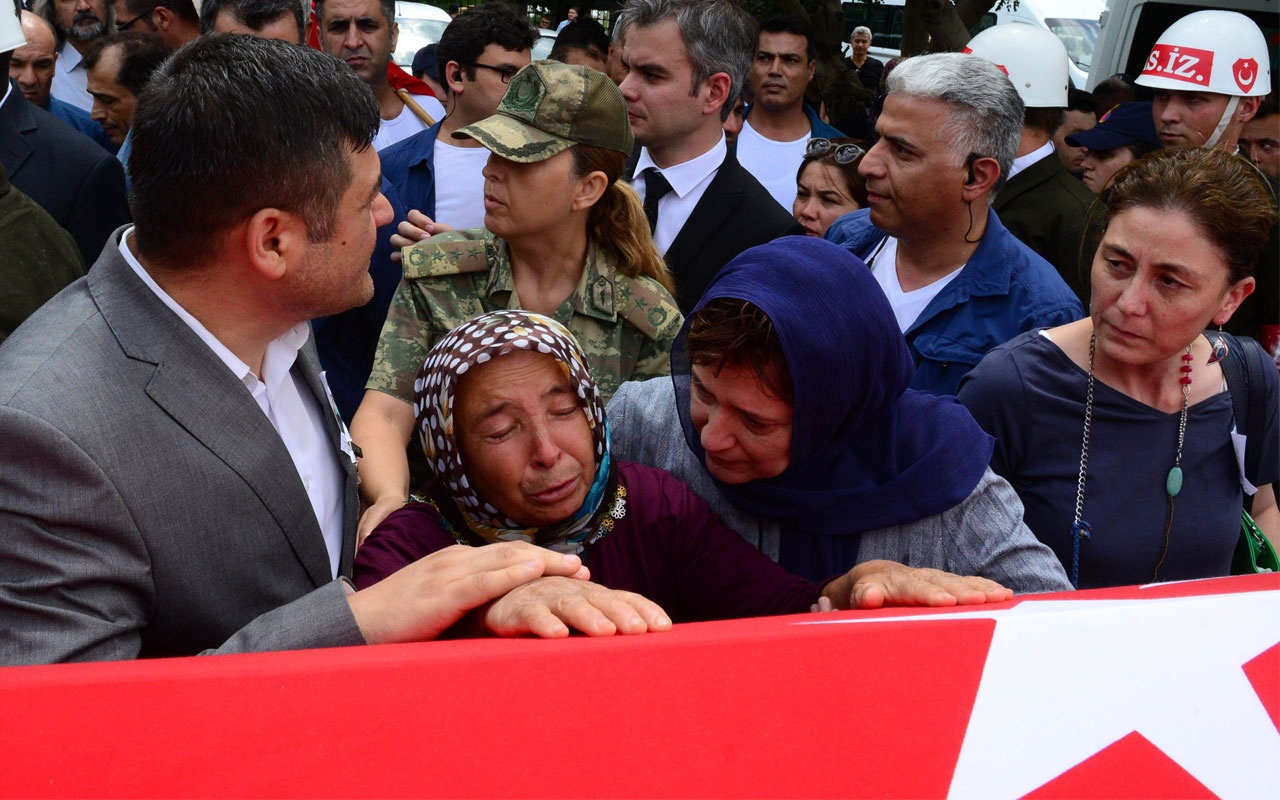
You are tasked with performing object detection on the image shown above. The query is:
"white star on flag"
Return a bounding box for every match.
[805,590,1280,797]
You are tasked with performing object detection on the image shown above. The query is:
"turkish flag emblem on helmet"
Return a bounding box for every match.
[1234,58,1259,92]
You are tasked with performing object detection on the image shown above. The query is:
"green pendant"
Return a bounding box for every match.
[1166,467,1183,498]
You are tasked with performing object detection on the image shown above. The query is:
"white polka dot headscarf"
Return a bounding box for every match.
[413,310,612,549]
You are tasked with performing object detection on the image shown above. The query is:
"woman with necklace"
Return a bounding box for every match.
[959,148,1279,589]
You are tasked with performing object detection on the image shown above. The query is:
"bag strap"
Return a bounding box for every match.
[1217,331,1269,489]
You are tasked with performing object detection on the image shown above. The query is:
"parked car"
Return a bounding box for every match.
[393,1,451,69]
[532,28,557,60]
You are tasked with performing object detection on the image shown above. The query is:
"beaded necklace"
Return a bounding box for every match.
[1068,333,1192,588]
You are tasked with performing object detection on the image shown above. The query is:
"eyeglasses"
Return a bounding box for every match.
[115,4,167,32]
[806,138,865,164]
[467,62,522,84]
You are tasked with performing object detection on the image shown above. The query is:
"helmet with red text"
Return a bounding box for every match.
[1135,10,1270,98]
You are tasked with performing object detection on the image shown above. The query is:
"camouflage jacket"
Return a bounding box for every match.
[367,228,683,402]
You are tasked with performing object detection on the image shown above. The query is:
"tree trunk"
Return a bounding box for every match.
[902,0,1001,56]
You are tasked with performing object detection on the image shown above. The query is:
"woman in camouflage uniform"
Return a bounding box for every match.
[351,61,683,542]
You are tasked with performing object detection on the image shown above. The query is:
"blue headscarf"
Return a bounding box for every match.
[672,236,994,580]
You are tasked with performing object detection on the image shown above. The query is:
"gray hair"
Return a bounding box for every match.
[851,26,872,40]
[614,0,757,121]
[887,53,1024,192]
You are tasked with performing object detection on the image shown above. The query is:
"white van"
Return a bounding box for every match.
[1086,0,1278,90]
[842,0,1106,88]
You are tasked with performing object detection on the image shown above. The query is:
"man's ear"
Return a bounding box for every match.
[961,154,1001,201]
[242,207,308,282]
[701,72,731,118]
[1237,95,1263,125]
[152,6,173,31]
[446,59,465,95]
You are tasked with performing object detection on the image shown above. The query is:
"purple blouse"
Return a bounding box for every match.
[354,462,822,622]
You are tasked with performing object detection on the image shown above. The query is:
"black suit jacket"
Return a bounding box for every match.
[0,83,130,265]
[991,152,1095,304]
[630,151,803,312]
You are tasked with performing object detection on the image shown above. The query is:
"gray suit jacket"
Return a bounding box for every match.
[0,230,365,663]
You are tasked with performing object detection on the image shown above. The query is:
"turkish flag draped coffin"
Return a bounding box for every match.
[1,575,1276,798]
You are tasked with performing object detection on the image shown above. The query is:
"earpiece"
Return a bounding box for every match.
[965,153,979,185]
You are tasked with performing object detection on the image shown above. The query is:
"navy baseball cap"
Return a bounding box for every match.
[412,44,440,81]
[1066,102,1159,151]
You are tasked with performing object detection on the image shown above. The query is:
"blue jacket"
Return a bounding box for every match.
[377,121,442,222]
[825,208,1084,396]
[310,129,426,421]
[804,103,844,139]
[47,96,115,153]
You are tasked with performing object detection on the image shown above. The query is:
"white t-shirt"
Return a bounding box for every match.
[867,237,965,333]
[431,140,490,230]
[373,96,446,152]
[735,119,809,211]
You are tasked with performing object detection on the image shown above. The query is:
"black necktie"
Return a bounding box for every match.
[643,169,673,234]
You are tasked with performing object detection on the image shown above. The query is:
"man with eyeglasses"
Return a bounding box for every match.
[614,0,801,313]
[114,0,199,52]
[317,0,445,152]
[312,3,533,423]
[36,0,111,112]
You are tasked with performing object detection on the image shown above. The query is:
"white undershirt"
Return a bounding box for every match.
[1007,140,1055,180]
[633,136,727,255]
[120,230,347,578]
[373,97,446,152]
[735,119,809,211]
[867,237,965,332]
[431,139,490,230]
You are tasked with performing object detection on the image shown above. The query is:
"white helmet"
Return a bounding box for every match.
[963,23,1070,108]
[1,7,24,53]
[1136,10,1271,97]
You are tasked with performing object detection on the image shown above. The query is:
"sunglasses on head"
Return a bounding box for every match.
[806,138,865,164]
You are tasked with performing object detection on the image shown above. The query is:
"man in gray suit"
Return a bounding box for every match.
[0,35,587,664]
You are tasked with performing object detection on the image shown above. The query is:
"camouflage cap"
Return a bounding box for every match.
[453,60,634,163]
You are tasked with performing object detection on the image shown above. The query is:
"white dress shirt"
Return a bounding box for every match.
[50,41,94,113]
[1007,140,1055,181]
[633,135,727,255]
